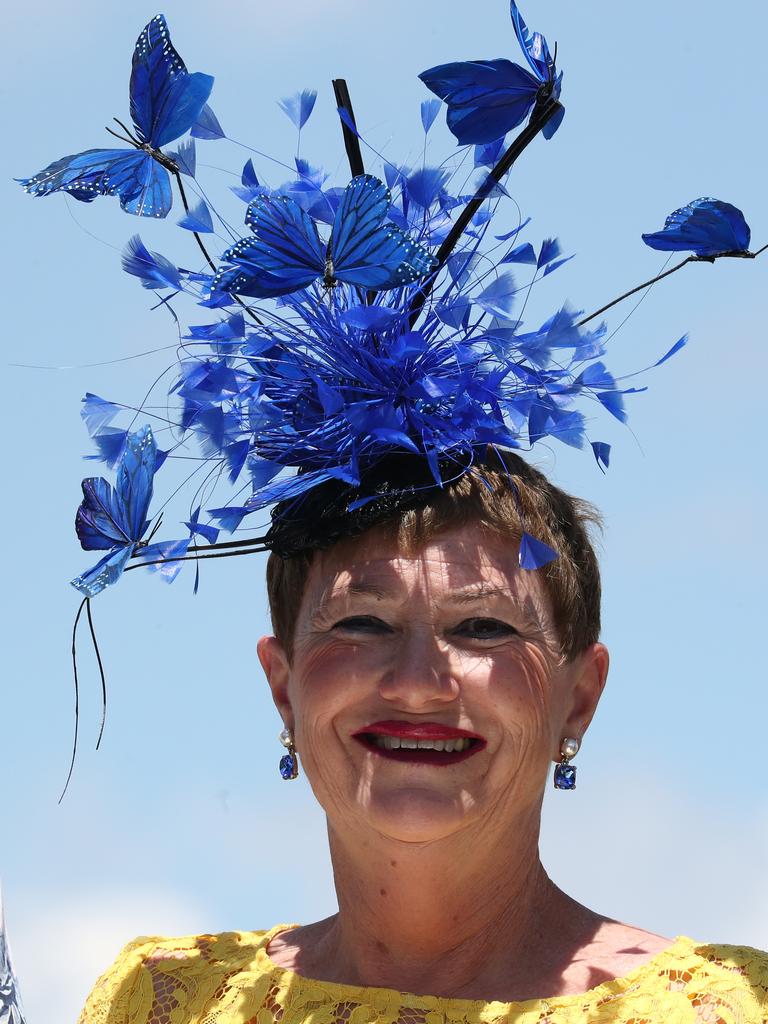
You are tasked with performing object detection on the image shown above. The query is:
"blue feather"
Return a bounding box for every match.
[185,507,220,545]
[591,441,611,472]
[241,159,259,188]
[167,138,196,177]
[406,168,451,209]
[122,235,181,289]
[476,273,517,319]
[278,89,318,129]
[519,532,558,569]
[86,428,129,468]
[537,237,561,268]
[654,333,688,367]
[178,199,214,233]
[474,138,507,168]
[421,98,442,133]
[495,217,532,241]
[81,393,121,435]
[133,539,190,583]
[501,241,536,264]
[190,103,224,139]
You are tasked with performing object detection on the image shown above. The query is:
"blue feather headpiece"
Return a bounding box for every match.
[18,4,763,794]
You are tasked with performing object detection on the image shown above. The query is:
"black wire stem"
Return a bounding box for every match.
[577,244,768,327]
[332,79,366,177]
[171,169,264,326]
[409,96,563,328]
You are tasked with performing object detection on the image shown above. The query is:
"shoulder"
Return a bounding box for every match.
[682,938,768,997]
[614,937,768,1023]
[77,928,276,1023]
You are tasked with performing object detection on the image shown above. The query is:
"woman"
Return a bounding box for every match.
[10,2,766,1020]
[78,458,768,1020]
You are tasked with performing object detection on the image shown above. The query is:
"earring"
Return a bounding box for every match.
[278,727,299,780]
[553,737,579,790]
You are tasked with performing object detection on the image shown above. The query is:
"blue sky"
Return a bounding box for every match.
[3,1,767,1020]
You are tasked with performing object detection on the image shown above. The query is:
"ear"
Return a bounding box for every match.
[558,642,609,750]
[257,635,294,732]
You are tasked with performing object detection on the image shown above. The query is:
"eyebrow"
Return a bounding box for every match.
[346,582,391,599]
[443,586,517,605]
[318,581,391,604]
[328,582,516,604]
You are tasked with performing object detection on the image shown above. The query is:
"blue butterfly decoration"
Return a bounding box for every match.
[213,174,437,298]
[72,425,159,598]
[642,198,751,257]
[419,0,563,145]
[18,15,213,218]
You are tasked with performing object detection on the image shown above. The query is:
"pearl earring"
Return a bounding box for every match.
[278,727,299,780]
[553,736,580,790]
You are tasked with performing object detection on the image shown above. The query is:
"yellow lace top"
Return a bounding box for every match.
[78,924,768,1024]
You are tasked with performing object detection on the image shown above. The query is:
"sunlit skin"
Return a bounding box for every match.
[258,525,671,1002]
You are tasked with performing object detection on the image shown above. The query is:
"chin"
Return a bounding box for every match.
[359,784,477,843]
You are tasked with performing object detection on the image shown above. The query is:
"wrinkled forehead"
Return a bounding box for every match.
[299,526,552,622]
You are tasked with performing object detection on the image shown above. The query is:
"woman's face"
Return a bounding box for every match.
[259,526,608,845]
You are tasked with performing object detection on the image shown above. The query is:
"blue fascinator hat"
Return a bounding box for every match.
[18,5,763,796]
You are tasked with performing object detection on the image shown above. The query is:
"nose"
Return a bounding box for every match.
[377,626,460,708]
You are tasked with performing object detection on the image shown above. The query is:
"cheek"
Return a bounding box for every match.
[290,636,385,708]
[287,638,386,767]
[485,642,558,742]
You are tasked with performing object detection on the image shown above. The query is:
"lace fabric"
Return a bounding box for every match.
[78,924,768,1024]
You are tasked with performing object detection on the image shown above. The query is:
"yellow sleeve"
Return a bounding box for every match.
[77,936,158,1024]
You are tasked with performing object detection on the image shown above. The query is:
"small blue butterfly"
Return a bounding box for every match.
[72,425,159,598]
[18,15,213,218]
[213,174,437,298]
[419,1,562,145]
[642,198,751,257]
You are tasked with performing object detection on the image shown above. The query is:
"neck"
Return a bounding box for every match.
[303,803,591,999]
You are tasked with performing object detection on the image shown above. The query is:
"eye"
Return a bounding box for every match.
[451,617,518,641]
[331,616,394,635]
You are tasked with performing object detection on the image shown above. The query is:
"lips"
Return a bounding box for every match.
[352,720,486,766]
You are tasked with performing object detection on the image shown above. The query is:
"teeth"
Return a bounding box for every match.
[372,736,472,752]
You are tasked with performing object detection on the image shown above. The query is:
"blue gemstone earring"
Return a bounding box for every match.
[553,737,580,790]
[278,727,299,780]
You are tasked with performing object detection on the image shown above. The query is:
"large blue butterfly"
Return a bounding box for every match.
[419,0,563,145]
[213,174,437,298]
[18,15,213,218]
[642,198,751,257]
[72,425,159,598]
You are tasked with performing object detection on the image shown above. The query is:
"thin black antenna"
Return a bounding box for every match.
[86,599,108,750]
[60,598,87,803]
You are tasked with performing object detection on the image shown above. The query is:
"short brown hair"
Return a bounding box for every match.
[266,453,602,661]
